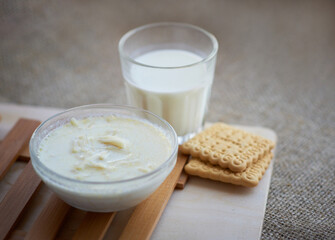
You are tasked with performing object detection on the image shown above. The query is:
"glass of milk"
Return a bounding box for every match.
[119,22,218,143]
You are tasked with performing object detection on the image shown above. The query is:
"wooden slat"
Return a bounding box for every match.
[119,151,188,240]
[0,161,42,240]
[175,170,189,190]
[72,212,116,240]
[0,141,31,162]
[25,194,71,240]
[18,145,30,162]
[0,143,31,162]
[7,230,27,240]
[0,118,40,179]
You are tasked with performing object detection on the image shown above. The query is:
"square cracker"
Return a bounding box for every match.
[180,123,275,172]
[184,152,273,187]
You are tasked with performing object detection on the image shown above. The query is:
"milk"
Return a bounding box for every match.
[124,49,215,140]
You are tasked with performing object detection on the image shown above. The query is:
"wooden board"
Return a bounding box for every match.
[0,114,189,239]
[0,161,42,240]
[119,152,188,240]
[0,118,40,179]
[26,194,71,240]
[72,212,117,240]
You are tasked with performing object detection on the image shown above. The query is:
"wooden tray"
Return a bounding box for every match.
[0,118,189,240]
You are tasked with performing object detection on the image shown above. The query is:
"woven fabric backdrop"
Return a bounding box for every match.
[1,0,334,238]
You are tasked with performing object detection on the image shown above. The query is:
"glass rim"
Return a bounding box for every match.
[29,104,178,186]
[118,22,219,69]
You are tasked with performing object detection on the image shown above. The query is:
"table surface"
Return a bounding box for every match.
[1,1,335,239]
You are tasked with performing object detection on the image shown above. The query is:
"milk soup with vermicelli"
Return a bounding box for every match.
[38,116,172,181]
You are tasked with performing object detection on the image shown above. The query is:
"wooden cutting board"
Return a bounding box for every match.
[0,103,277,240]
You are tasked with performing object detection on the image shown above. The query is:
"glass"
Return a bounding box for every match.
[119,22,218,143]
[30,104,178,212]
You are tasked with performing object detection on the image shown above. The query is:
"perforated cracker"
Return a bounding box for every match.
[184,152,273,187]
[180,123,275,172]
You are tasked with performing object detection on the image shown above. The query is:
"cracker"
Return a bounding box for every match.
[184,152,273,187]
[180,123,275,172]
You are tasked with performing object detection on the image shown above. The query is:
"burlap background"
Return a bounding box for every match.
[1,0,334,238]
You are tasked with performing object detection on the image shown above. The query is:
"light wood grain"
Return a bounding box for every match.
[175,170,189,190]
[18,145,30,162]
[7,230,27,240]
[0,161,42,240]
[72,212,116,240]
[119,151,188,240]
[0,118,40,179]
[0,142,31,162]
[25,194,71,240]
[0,142,32,162]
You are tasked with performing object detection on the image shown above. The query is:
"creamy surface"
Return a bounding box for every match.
[38,116,171,181]
[126,49,215,137]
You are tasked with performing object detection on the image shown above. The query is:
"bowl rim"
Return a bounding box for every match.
[29,104,178,185]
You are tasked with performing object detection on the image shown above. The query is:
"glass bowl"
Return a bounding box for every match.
[29,104,178,212]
